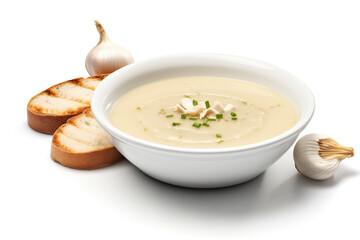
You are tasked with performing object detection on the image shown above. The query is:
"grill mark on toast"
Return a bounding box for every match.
[79,81,101,91]
[69,78,83,85]
[90,74,109,81]
[67,123,109,142]
[29,81,86,106]
[55,117,111,149]
[28,75,105,115]
[52,129,65,149]
[64,106,89,115]
[43,89,56,96]
[28,94,89,115]
[67,114,107,137]
[50,82,93,104]
[73,78,102,90]
[69,78,95,90]
[56,128,109,150]
[53,128,91,152]
[83,108,93,116]
[53,132,97,152]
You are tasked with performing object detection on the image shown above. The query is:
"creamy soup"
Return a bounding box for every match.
[110,77,297,148]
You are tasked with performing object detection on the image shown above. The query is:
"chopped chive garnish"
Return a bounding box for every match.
[232,117,237,120]
[172,122,181,126]
[189,117,198,120]
[231,112,237,117]
[208,118,216,121]
[144,128,147,131]
[193,100,198,106]
[202,118,210,127]
[216,114,223,119]
[136,107,141,110]
[184,95,191,98]
[216,134,222,138]
[192,122,201,128]
[218,140,224,144]
[205,100,210,109]
[181,114,187,119]
[166,114,174,118]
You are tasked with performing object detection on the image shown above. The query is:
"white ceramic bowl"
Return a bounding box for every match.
[91,54,315,188]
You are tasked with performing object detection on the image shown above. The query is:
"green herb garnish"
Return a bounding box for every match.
[216,113,223,119]
[218,140,224,144]
[192,122,201,128]
[232,117,237,120]
[202,118,210,127]
[189,117,198,121]
[216,134,222,138]
[166,114,174,118]
[207,118,216,121]
[184,95,191,98]
[137,107,141,110]
[231,112,237,117]
[205,100,210,109]
[181,114,187,119]
[172,122,181,126]
[193,100,198,106]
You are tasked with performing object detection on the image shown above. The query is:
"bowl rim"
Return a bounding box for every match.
[91,53,315,154]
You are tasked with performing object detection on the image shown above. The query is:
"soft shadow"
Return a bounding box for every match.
[260,165,359,214]
[114,159,359,220]
[132,168,267,218]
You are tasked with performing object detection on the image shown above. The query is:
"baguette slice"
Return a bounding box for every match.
[51,109,122,170]
[27,74,108,134]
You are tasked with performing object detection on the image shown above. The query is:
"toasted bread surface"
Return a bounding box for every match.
[51,109,122,170]
[27,74,108,134]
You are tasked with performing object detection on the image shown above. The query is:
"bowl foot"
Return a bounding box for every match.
[140,169,266,189]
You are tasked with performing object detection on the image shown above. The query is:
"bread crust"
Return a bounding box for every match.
[51,143,122,170]
[27,108,86,134]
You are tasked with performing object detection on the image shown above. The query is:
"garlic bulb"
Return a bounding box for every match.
[293,133,354,180]
[85,21,134,76]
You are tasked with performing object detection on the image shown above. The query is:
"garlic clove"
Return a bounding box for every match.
[85,21,134,76]
[179,98,194,110]
[224,104,236,112]
[175,104,186,113]
[187,105,206,116]
[199,107,219,119]
[213,101,225,113]
[293,133,354,180]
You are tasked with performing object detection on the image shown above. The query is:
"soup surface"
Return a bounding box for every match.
[110,77,297,148]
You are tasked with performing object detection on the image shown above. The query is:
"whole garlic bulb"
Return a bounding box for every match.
[293,133,354,180]
[85,21,134,76]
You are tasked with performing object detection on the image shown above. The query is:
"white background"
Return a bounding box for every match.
[1,0,359,239]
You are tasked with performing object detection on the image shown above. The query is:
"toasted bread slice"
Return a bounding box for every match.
[51,109,122,170]
[27,74,108,134]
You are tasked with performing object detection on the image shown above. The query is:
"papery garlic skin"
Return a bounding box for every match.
[293,133,354,180]
[85,21,134,76]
